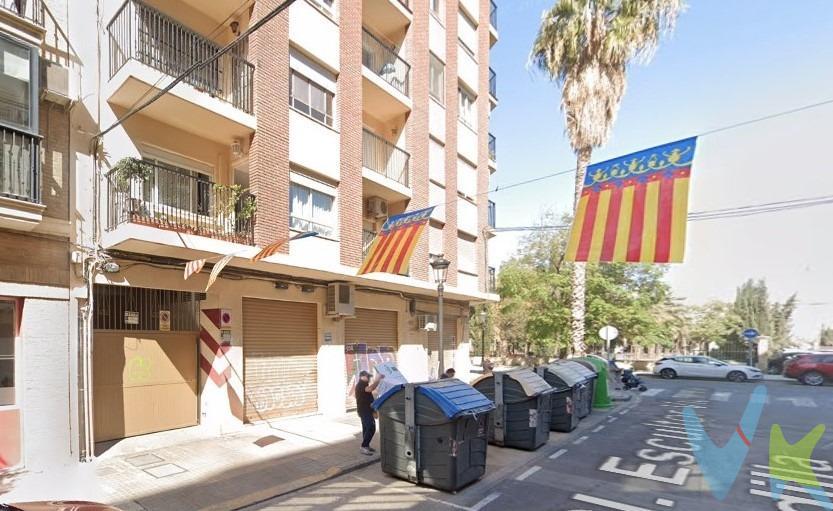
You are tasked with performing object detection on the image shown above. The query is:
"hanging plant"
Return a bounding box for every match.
[237,193,257,221]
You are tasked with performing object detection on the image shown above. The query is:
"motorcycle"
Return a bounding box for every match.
[621,368,647,392]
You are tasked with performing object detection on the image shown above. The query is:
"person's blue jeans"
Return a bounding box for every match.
[359,411,376,448]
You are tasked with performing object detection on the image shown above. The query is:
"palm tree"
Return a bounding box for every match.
[531,0,685,355]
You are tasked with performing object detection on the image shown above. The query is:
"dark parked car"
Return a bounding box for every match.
[784,353,833,386]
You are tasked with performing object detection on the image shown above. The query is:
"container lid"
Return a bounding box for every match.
[504,368,554,397]
[556,360,598,380]
[542,364,584,387]
[372,379,495,419]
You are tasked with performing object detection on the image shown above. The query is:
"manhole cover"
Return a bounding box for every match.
[254,435,284,448]
[125,453,164,467]
[144,463,187,478]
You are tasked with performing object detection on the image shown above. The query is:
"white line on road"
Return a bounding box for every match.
[573,436,590,445]
[655,498,675,507]
[776,397,818,408]
[607,416,619,423]
[619,408,631,415]
[673,389,703,399]
[515,466,542,481]
[549,448,568,460]
[573,493,654,511]
[710,392,731,402]
[470,492,502,511]
[593,425,606,433]
[641,388,665,397]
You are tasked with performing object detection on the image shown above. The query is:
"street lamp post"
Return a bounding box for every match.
[430,254,450,377]
[479,309,487,367]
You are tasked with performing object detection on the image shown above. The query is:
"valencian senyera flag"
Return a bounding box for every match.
[566,137,697,263]
[359,206,434,275]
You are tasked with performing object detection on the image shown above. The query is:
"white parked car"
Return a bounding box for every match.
[653,355,763,382]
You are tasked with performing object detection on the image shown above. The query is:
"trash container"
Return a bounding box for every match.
[472,369,554,450]
[573,356,612,409]
[372,378,495,492]
[535,364,584,432]
[554,360,597,418]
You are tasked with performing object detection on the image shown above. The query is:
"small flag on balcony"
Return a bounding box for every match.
[359,206,434,276]
[206,253,234,291]
[184,258,206,280]
[565,137,698,263]
[251,231,319,262]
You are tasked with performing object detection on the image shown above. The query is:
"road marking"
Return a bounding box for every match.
[710,392,731,402]
[515,465,542,481]
[573,493,654,511]
[655,498,675,507]
[642,388,665,397]
[350,475,469,509]
[593,425,606,433]
[607,416,619,423]
[752,465,833,480]
[673,390,703,399]
[549,448,568,460]
[751,471,833,488]
[470,492,501,511]
[573,435,589,445]
[619,408,631,415]
[776,396,817,408]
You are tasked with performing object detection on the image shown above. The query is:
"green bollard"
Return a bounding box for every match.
[573,356,612,409]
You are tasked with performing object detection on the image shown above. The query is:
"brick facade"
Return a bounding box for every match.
[339,0,364,268]
[443,0,460,287]
[476,0,491,292]
[249,0,290,248]
[408,0,430,281]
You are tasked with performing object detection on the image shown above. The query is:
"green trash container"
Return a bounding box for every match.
[572,357,612,409]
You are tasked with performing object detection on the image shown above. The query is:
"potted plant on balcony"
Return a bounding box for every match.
[111,157,153,218]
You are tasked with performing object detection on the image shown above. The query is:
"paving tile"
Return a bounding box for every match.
[143,463,188,479]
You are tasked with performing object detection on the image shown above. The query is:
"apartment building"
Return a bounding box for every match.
[0,0,500,471]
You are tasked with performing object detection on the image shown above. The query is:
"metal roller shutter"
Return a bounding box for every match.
[345,308,398,409]
[426,315,459,352]
[243,298,318,422]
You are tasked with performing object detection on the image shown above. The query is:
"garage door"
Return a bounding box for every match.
[243,298,318,422]
[426,315,458,352]
[93,332,198,442]
[345,308,398,409]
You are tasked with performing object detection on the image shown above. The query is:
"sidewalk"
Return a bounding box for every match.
[3,414,379,511]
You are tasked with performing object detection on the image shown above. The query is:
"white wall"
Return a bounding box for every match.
[457,236,477,274]
[428,13,446,61]
[429,98,446,142]
[429,137,446,184]
[289,110,340,181]
[289,0,340,72]
[430,182,446,222]
[457,156,477,198]
[429,224,444,255]
[457,44,479,93]
[457,197,478,236]
[457,121,478,164]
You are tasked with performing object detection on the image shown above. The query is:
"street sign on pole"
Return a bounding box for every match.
[599,326,619,361]
[742,328,759,340]
[742,328,759,366]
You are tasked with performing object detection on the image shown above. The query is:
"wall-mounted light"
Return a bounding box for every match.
[231,139,243,157]
[230,20,240,36]
[275,281,289,290]
[300,285,315,293]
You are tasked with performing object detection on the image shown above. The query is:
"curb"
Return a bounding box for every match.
[217,456,380,511]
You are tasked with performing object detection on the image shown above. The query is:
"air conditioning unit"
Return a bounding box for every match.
[366,197,388,219]
[417,314,438,331]
[326,283,355,317]
[41,61,71,106]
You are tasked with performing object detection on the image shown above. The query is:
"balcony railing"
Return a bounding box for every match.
[363,229,376,257]
[108,0,254,114]
[488,133,496,161]
[489,68,497,99]
[488,200,496,229]
[0,125,41,204]
[0,0,43,26]
[490,0,497,29]
[362,28,410,97]
[488,266,496,293]
[397,0,410,11]
[362,129,410,187]
[106,160,255,244]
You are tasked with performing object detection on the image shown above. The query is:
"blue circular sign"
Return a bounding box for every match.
[743,328,759,339]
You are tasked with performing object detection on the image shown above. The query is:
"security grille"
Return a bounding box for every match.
[93,284,201,331]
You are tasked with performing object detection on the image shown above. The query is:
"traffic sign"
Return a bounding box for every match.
[599,325,619,342]
[742,328,759,339]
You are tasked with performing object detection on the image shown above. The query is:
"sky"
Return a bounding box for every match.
[487,0,833,341]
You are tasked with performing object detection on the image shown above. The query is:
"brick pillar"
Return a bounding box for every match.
[443,0,459,287]
[408,0,430,281]
[339,0,363,268]
[476,0,492,292]
[249,0,290,249]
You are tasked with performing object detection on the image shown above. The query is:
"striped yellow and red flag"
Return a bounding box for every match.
[358,206,434,275]
[251,231,319,262]
[566,138,697,263]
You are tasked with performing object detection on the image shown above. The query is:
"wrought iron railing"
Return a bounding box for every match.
[362,129,410,187]
[488,266,496,293]
[107,0,254,114]
[0,125,41,204]
[362,229,376,257]
[397,0,410,11]
[0,0,43,26]
[106,160,255,244]
[362,28,410,97]
[488,200,496,229]
[489,67,497,98]
[490,0,497,29]
[488,133,496,161]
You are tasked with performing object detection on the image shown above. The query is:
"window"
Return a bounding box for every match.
[0,36,36,131]
[458,86,476,127]
[430,0,443,18]
[0,301,15,406]
[141,159,212,215]
[290,71,334,127]
[429,54,444,103]
[290,182,336,238]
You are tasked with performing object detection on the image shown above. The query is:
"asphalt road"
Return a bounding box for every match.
[243,377,833,511]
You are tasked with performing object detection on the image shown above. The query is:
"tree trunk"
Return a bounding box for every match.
[571,147,592,355]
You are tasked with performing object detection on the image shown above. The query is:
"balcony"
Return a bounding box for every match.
[362,128,411,201]
[488,200,496,229]
[362,28,412,120]
[0,126,44,229]
[362,0,412,42]
[106,160,255,246]
[488,266,496,293]
[363,229,376,258]
[488,133,496,162]
[489,0,498,45]
[106,0,256,144]
[489,67,497,107]
[0,0,43,27]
